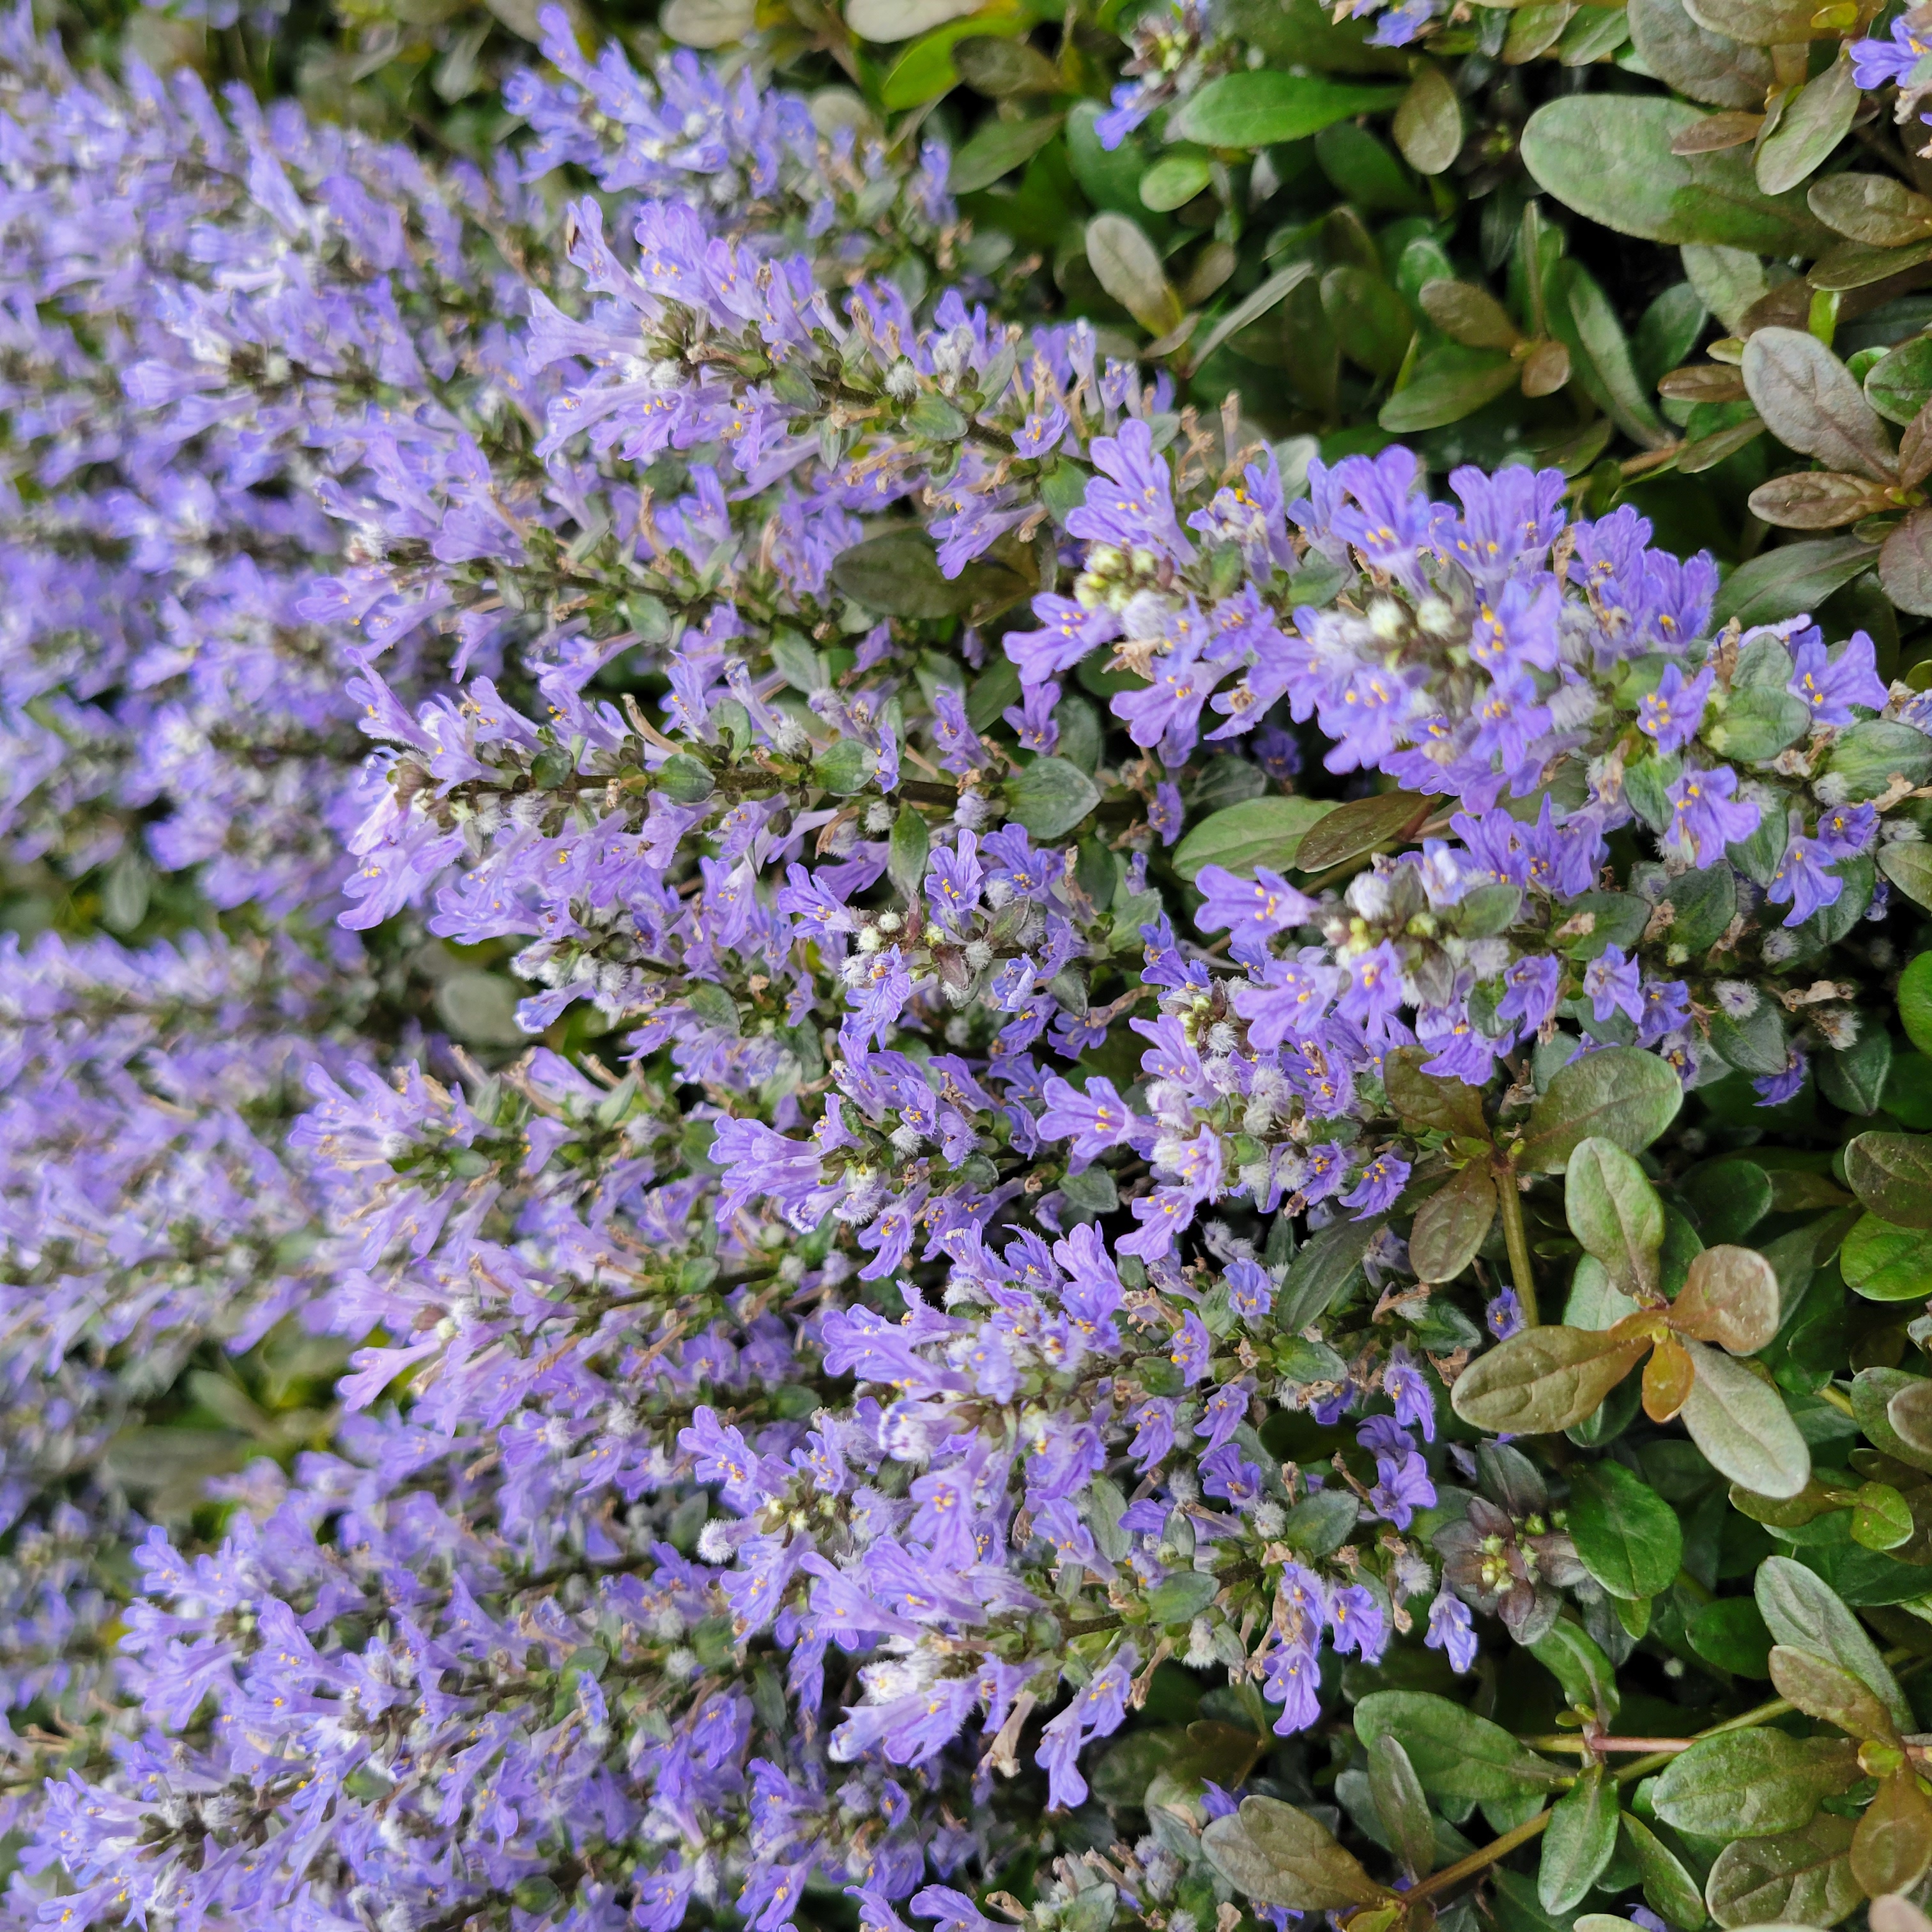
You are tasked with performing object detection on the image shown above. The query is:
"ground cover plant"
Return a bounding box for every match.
[30,0,1932,1929]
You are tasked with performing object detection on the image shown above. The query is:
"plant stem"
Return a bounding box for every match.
[1517,1735,1694,1754]
[1406,1650,1926,1909]
[1492,1162,1539,1327]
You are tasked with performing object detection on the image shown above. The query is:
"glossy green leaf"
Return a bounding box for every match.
[1620,1813,1706,1929]
[1520,95,1829,251]
[1517,1047,1685,1174]
[1650,1728,1859,1837]
[1755,1553,1913,1731]
[1539,1766,1618,1914]
[1846,1133,1932,1229]
[1004,756,1100,839]
[1841,1214,1932,1301]
[1705,1815,1860,1929]
[1566,1137,1664,1301]
[1171,71,1406,149]
[1199,1797,1390,1910]
[1755,57,1859,197]
[1354,1692,1565,1802]
[1568,1460,1683,1599]
[1365,1735,1435,1880]
[1292,790,1427,871]
[1173,796,1337,880]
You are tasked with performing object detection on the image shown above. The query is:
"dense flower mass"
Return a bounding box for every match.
[17,8,1932,1932]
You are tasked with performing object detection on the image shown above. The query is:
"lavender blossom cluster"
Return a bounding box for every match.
[2,10,1929,1932]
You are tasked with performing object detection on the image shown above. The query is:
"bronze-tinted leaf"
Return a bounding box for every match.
[1643,1334,1695,1422]
[1853,1770,1932,1898]
[1768,1644,1900,1744]
[1660,362,1749,401]
[1882,507,1932,617]
[1409,1163,1498,1285]
[1671,111,1764,152]
[1669,1244,1781,1354]
[1384,1046,1490,1139]
[1742,327,1899,482]
[1292,790,1429,871]
[1451,1322,1651,1435]
[1809,172,1932,247]
[1749,471,1898,529]
[1419,279,1522,349]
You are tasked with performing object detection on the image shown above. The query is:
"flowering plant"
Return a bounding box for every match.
[20,7,1932,1932]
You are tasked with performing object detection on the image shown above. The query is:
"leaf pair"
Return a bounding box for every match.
[1452,1229,1806,1495]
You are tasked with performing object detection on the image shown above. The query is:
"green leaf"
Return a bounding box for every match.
[1705,1815,1860,1929]
[1768,1643,1899,1742]
[1711,535,1879,628]
[1451,1323,1651,1435]
[889,806,930,904]
[1171,71,1406,150]
[1662,861,1739,954]
[1689,1595,1775,1676]
[1419,279,1522,349]
[1186,261,1316,374]
[1279,1487,1360,1558]
[1275,1214,1383,1330]
[1091,1723,1268,1807]
[1881,839,1932,913]
[947,112,1064,194]
[1682,1341,1812,1499]
[1378,346,1520,433]
[1554,262,1671,449]
[1517,1047,1685,1174]
[1366,1735,1436,1880]
[1173,796,1337,881]
[1519,95,1829,251]
[1407,1163,1498,1286]
[1650,1728,1860,1837]
[1683,0,1824,38]
[1842,1214,1932,1301]
[1707,1000,1790,1077]
[1004,756,1100,840]
[1291,790,1427,872]
[1392,63,1460,175]
[1085,213,1184,336]
[1682,1159,1773,1246]
[1761,1545,1908,1731]
[1755,56,1859,197]
[1529,1619,1620,1724]
[1853,1367,1932,1473]
[1627,0,1771,108]
[813,738,877,795]
[1568,1460,1685,1600]
[846,0,982,39]
[1139,154,1211,213]
[1811,172,1932,246]
[1703,684,1814,758]
[1846,1132,1932,1228]
[1353,1692,1565,1802]
[1828,727,1932,812]
[1322,266,1416,381]
[1540,1767,1619,1915]
[1199,1797,1391,1911]
[1620,1812,1708,1929]
[1819,1024,1893,1116]
[1147,1570,1220,1624]
[1869,333,1932,424]
[1903,952,1932,1056]
[1742,326,1899,482]
[832,528,1013,617]
[878,7,1032,109]
[1566,1136,1665,1301]
[1315,122,1424,214]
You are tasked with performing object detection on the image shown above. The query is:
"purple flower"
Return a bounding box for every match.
[1261,1639,1324,1735]
[1790,627,1889,728]
[1487,1287,1525,1340]
[1341,1149,1411,1218]
[1383,1345,1435,1442]
[1193,864,1319,941]
[1754,1048,1808,1107]
[1668,764,1760,864]
[1767,825,1845,927]
[1329,1584,1388,1662]
[1169,1310,1213,1385]
[1497,954,1561,1038]
[1637,663,1712,754]
[1583,943,1643,1025]
[1066,418,1195,563]
[1426,1590,1478,1672]
[1817,801,1878,858]
[1853,12,1932,87]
